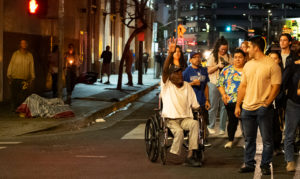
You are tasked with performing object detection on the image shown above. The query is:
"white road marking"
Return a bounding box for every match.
[294,155,300,179]
[121,124,145,139]
[0,147,7,150]
[0,142,22,145]
[76,155,107,159]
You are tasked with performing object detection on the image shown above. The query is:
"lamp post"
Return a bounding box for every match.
[267,10,272,45]
[175,0,179,38]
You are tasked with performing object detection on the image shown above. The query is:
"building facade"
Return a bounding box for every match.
[161,0,300,52]
[0,0,154,102]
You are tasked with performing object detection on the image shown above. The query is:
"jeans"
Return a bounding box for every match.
[207,82,227,131]
[241,106,273,169]
[284,99,300,162]
[66,67,77,95]
[51,73,58,98]
[225,103,239,141]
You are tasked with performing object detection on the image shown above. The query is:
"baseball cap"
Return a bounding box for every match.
[190,52,201,59]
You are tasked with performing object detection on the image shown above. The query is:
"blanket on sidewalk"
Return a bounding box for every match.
[17,94,75,118]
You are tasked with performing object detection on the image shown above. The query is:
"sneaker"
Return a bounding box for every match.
[239,166,255,173]
[224,141,233,149]
[207,127,216,134]
[104,81,110,84]
[99,80,102,83]
[286,161,296,172]
[219,130,225,135]
[204,142,212,147]
[184,157,202,167]
[261,167,271,175]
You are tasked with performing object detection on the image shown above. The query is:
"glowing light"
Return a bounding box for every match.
[29,0,38,14]
[203,50,212,60]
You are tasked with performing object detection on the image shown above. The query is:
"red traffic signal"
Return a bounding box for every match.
[28,0,39,14]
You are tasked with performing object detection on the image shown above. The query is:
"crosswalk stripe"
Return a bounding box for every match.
[0,142,22,145]
[121,124,145,139]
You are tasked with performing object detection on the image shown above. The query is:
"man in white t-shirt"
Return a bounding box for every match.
[161,38,201,167]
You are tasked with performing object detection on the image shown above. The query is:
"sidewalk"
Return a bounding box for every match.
[0,69,160,138]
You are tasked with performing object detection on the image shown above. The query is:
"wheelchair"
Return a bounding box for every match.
[145,103,207,165]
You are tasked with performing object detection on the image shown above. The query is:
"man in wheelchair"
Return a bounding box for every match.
[161,39,202,167]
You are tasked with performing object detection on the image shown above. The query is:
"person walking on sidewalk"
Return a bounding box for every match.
[100,46,112,84]
[7,40,35,111]
[64,43,80,104]
[206,36,231,135]
[217,49,246,149]
[48,45,59,97]
[235,36,282,175]
[155,49,163,78]
[125,49,134,86]
[142,50,149,74]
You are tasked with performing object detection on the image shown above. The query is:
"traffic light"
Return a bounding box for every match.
[28,0,48,17]
[226,25,231,32]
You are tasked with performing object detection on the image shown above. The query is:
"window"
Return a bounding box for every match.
[190,3,194,10]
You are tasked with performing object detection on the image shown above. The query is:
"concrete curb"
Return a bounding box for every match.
[23,83,159,135]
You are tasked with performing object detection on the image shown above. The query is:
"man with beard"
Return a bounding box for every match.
[161,39,201,167]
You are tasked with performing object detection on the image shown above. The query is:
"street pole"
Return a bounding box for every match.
[0,0,3,101]
[57,0,64,98]
[174,0,179,38]
[138,41,143,85]
[267,10,271,46]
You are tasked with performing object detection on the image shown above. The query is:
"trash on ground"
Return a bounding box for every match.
[95,118,106,123]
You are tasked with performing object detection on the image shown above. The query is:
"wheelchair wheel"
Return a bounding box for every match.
[145,117,159,162]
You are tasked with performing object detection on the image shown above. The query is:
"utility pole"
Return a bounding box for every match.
[0,0,3,101]
[174,0,179,38]
[267,10,272,46]
[57,0,64,98]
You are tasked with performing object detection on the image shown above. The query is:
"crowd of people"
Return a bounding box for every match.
[6,34,300,173]
[159,34,300,174]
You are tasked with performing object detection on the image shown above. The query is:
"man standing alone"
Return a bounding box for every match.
[235,36,281,175]
[7,40,35,111]
[100,46,112,84]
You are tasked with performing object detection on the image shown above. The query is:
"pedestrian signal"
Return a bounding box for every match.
[28,0,48,17]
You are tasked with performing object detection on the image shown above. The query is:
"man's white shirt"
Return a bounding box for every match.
[161,79,200,119]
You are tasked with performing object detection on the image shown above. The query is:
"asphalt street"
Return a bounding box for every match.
[0,89,297,179]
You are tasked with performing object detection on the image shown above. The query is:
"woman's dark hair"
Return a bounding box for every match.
[233,48,246,58]
[269,50,284,72]
[212,36,229,64]
[170,45,187,70]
